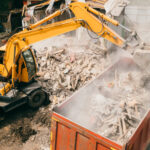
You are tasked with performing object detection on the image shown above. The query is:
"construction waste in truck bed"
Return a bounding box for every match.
[89,66,150,144]
[54,56,150,145]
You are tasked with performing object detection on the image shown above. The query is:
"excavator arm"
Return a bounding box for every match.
[0,2,126,96]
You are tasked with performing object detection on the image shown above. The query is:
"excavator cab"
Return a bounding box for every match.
[21,48,37,82]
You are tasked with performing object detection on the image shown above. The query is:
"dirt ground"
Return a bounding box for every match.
[0,103,53,150]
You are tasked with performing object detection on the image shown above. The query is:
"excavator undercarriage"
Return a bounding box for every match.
[0,81,49,120]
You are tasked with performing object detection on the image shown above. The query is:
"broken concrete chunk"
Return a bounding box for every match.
[63,68,70,74]
[44,72,51,80]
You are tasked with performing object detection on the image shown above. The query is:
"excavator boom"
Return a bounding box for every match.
[1,2,125,80]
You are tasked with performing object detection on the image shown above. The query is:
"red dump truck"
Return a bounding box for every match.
[50,57,150,150]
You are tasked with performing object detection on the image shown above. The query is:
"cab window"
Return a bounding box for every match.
[22,49,36,80]
[0,51,4,64]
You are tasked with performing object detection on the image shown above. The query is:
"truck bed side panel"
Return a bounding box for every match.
[126,111,150,150]
[51,113,122,150]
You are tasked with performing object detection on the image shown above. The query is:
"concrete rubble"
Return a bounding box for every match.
[36,42,109,106]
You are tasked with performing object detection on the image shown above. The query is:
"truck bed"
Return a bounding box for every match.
[51,57,150,150]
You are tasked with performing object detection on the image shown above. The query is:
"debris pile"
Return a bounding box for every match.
[90,71,150,144]
[36,45,109,105]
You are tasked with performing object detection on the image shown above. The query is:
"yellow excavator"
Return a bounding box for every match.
[0,2,130,118]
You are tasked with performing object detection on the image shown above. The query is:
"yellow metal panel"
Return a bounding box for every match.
[0,64,4,73]
[20,68,29,82]
[0,83,12,96]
